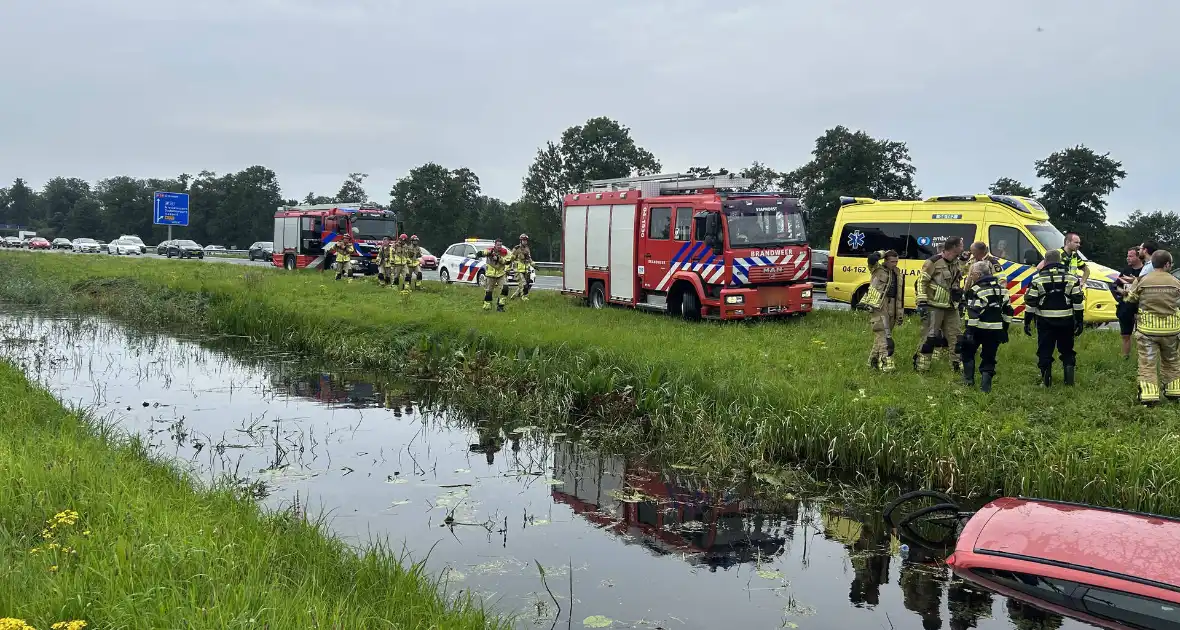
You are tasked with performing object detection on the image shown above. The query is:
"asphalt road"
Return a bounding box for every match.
[35,248,845,308]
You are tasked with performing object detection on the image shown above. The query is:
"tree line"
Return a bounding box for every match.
[1,116,1173,265]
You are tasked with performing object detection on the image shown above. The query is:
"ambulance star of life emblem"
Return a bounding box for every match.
[847,230,866,250]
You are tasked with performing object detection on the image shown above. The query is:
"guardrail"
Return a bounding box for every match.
[535,262,562,270]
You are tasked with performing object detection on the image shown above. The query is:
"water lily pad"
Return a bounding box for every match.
[583,615,613,628]
[756,569,784,580]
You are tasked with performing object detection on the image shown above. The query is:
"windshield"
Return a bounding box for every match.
[1027,223,1089,261]
[123,236,144,244]
[75,239,95,244]
[176,240,197,246]
[724,201,807,247]
[351,218,399,240]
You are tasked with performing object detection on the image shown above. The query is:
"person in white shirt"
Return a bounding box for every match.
[1140,241,1160,277]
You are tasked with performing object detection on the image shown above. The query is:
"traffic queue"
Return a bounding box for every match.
[323,231,534,312]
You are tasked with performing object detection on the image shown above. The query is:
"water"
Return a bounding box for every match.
[0,306,1092,630]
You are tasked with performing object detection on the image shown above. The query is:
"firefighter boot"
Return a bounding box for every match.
[1166,379,1180,401]
[1040,368,1052,388]
[1139,381,1160,405]
[915,353,932,373]
[981,372,994,394]
[496,298,506,313]
[961,357,975,388]
[1064,365,1076,386]
[881,355,896,373]
[868,353,880,370]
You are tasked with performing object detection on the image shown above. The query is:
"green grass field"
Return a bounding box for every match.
[0,361,507,629]
[3,251,1179,515]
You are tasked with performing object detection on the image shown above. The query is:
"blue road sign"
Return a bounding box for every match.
[153,192,190,226]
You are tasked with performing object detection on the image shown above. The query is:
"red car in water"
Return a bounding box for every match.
[27,237,51,250]
[946,497,1180,629]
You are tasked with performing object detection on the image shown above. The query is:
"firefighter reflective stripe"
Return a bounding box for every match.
[966,282,1013,329]
[862,286,884,309]
[1025,267,1083,319]
[1137,311,1180,336]
[1140,381,1161,402]
[927,281,951,308]
[1059,248,1087,275]
[1167,379,1180,397]
[914,273,928,305]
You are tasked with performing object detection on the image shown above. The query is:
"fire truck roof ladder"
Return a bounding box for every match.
[587,173,754,197]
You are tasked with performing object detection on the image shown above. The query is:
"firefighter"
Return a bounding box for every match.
[1023,249,1085,387]
[1036,231,1090,287]
[915,237,966,373]
[862,249,905,372]
[333,231,355,282]
[390,233,410,291]
[961,261,1014,393]
[508,233,534,301]
[1123,249,1180,404]
[375,236,394,286]
[963,241,1005,289]
[476,238,512,311]
[402,235,423,294]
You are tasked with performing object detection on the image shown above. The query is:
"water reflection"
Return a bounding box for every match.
[0,308,1090,630]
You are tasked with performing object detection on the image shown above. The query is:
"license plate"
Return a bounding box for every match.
[766,305,785,314]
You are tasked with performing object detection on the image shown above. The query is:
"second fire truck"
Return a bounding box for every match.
[562,173,813,321]
[272,202,400,274]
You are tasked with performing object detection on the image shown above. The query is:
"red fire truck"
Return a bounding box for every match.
[562,173,813,321]
[272,202,400,272]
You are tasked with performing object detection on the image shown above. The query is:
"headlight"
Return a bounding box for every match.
[1085,280,1110,291]
[801,289,812,299]
[725,295,744,305]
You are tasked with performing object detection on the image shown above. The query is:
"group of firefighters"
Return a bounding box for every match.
[862,236,1180,404]
[325,231,534,312]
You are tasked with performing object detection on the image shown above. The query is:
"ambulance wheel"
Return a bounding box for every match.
[283,255,296,271]
[851,285,868,309]
[589,282,606,309]
[440,268,452,284]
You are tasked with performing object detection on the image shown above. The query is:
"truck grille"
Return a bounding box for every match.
[745,264,800,283]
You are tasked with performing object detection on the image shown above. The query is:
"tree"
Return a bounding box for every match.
[789,126,921,247]
[1120,210,1180,252]
[39,177,92,235]
[739,161,782,192]
[1034,145,1126,236]
[988,177,1035,197]
[685,166,730,178]
[302,192,334,205]
[334,172,369,203]
[4,179,38,226]
[390,163,483,254]
[521,117,661,259]
[96,176,150,240]
[63,197,104,238]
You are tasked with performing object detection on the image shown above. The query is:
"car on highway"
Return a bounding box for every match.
[72,238,101,253]
[204,245,227,253]
[418,248,437,270]
[248,241,273,262]
[167,240,204,259]
[107,238,143,255]
[156,240,174,255]
[3,236,22,248]
[27,237,51,250]
[51,238,73,250]
[439,239,492,286]
[810,249,829,285]
[117,235,147,254]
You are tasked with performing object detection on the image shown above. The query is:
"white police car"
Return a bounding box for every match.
[438,238,535,287]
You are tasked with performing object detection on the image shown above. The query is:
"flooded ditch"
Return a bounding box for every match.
[0,304,1093,630]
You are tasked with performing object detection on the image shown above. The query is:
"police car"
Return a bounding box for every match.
[438,238,534,287]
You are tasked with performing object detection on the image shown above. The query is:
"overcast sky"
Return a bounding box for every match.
[1,0,1175,221]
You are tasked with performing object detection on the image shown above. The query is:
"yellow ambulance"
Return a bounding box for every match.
[825,194,1119,323]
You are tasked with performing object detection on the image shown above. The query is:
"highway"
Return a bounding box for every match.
[35,248,845,308]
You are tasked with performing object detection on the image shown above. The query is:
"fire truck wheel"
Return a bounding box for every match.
[284,255,296,271]
[681,290,702,321]
[589,282,605,309]
[440,267,451,283]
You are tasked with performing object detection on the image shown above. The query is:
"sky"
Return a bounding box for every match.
[1,0,1176,222]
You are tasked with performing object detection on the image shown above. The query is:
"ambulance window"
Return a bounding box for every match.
[674,208,693,241]
[836,223,909,258]
[989,226,1042,267]
[906,224,977,259]
[648,207,672,240]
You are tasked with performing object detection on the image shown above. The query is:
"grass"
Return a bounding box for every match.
[2,251,1180,515]
[0,361,507,629]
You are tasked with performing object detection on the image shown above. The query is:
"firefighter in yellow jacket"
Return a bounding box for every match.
[915,237,966,372]
[375,237,394,286]
[332,232,355,282]
[1123,249,1180,404]
[401,235,423,294]
[390,233,410,291]
[862,249,904,371]
[508,233,534,301]
[476,238,512,311]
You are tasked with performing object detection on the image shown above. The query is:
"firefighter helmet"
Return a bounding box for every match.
[519,233,529,242]
[410,235,419,241]
[399,234,409,241]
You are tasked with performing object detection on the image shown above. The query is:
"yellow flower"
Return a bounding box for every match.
[49,565,59,573]
[81,531,90,537]
[0,618,38,630]
[52,622,88,630]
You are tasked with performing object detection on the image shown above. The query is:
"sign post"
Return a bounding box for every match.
[153,191,190,243]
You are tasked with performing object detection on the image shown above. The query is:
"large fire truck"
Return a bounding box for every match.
[272,202,400,273]
[562,173,813,321]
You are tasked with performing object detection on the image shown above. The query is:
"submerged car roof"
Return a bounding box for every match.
[964,497,1180,589]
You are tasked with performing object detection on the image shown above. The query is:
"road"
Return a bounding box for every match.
[38,248,846,308]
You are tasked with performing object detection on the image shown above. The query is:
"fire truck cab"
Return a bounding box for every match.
[272,202,400,273]
[562,174,813,321]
